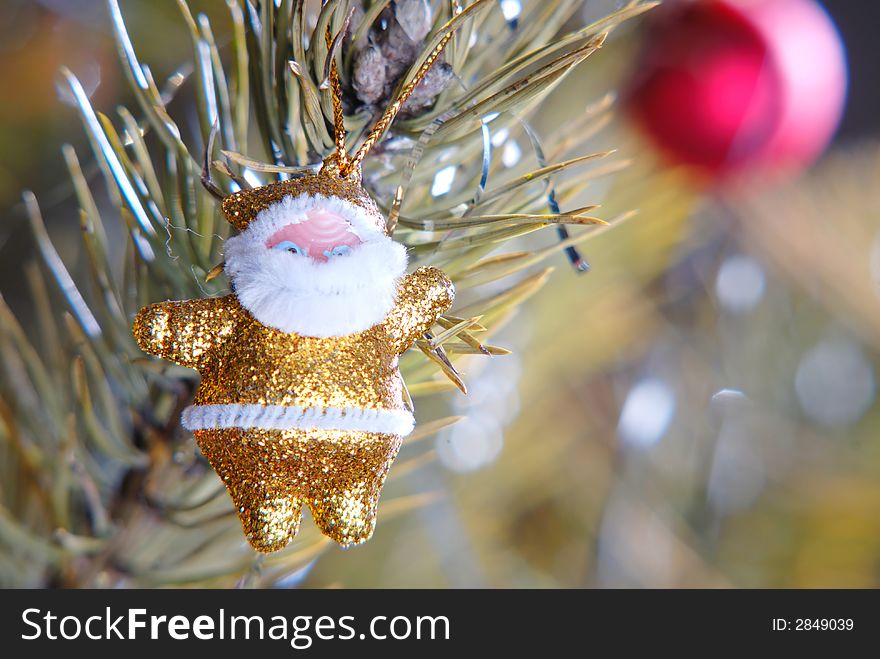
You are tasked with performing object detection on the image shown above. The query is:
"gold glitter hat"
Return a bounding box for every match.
[220,167,388,235]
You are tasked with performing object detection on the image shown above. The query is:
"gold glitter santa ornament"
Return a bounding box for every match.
[133,24,458,552]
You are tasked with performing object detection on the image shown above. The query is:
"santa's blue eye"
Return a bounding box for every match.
[273,241,307,256]
[325,245,352,258]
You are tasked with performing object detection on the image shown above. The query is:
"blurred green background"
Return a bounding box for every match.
[2,0,880,588]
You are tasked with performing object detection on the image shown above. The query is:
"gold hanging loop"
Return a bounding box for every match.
[324,18,349,171]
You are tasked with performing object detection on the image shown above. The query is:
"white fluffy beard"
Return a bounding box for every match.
[223,232,408,338]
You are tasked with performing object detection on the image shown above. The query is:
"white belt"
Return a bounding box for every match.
[181,403,415,436]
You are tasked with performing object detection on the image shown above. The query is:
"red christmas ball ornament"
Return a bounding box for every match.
[626,0,847,182]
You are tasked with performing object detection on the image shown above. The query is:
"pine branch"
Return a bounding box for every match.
[0,0,653,588]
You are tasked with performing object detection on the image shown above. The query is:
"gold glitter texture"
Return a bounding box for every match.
[134,259,453,551]
[221,170,387,233]
[134,270,452,410]
[195,428,401,551]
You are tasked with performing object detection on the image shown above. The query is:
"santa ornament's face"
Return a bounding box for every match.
[223,193,408,338]
[266,209,363,262]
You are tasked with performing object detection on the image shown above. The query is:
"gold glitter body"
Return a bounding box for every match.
[194,428,400,551]
[134,261,453,551]
[135,14,465,551]
[133,270,452,411]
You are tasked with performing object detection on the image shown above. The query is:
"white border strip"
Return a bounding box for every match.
[181,403,415,436]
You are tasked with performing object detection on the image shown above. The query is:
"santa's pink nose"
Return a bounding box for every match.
[266,209,362,262]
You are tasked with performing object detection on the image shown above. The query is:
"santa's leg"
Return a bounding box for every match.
[193,428,304,553]
[302,430,402,546]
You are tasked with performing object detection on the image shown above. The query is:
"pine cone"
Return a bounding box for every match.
[346,0,455,119]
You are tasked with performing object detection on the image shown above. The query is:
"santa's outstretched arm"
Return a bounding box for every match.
[385,266,455,354]
[133,295,239,369]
